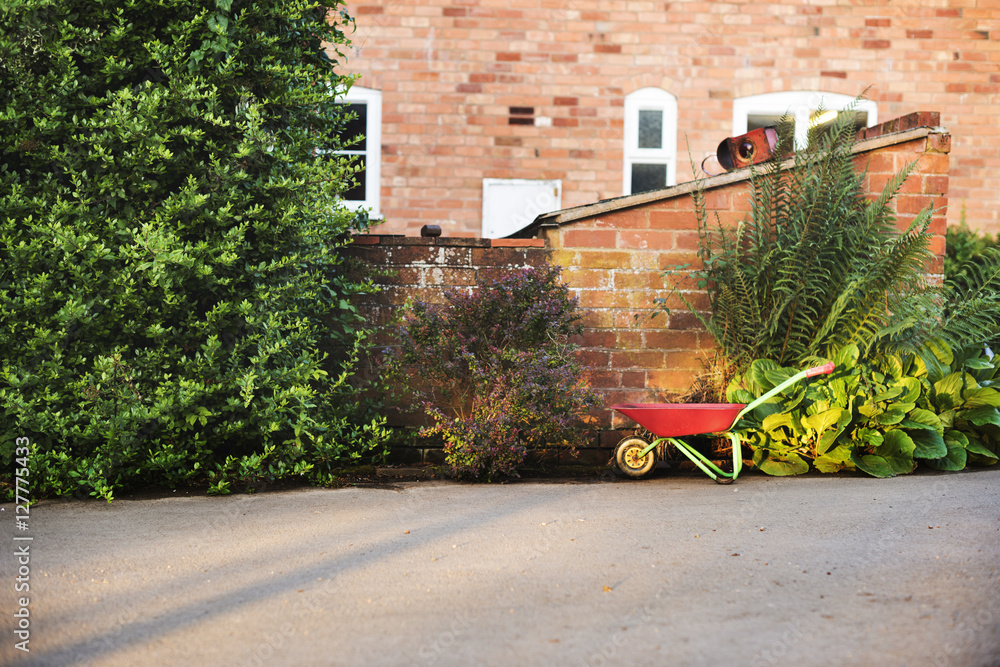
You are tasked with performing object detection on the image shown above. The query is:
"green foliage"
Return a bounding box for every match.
[388,267,600,480]
[730,344,999,477]
[935,247,1000,352]
[0,0,389,500]
[945,206,1000,282]
[661,101,939,379]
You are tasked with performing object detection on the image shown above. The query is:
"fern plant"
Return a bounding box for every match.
[938,247,1000,350]
[945,206,1000,282]
[661,100,983,381]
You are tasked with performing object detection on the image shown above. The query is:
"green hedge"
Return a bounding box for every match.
[0,0,388,500]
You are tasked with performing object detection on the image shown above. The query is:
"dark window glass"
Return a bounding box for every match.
[747,113,783,131]
[631,163,666,194]
[638,109,663,149]
[344,103,367,151]
[748,113,793,147]
[343,156,366,201]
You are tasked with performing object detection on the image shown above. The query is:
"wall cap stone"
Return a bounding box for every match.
[350,235,547,248]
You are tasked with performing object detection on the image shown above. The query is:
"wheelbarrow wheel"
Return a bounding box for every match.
[614,437,657,479]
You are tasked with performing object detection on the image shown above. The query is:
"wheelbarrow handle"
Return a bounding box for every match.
[805,362,836,377]
[734,362,837,425]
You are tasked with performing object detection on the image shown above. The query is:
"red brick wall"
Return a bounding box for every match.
[344,235,549,323]
[340,0,998,237]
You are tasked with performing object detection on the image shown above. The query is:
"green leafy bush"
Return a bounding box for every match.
[944,214,1000,350]
[0,0,389,500]
[389,267,599,479]
[662,102,935,380]
[730,344,999,477]
[945,207,1000,282]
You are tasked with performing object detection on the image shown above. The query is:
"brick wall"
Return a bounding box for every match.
[341,0,998,237]
[345,235,549,325]
[347,125,950,462]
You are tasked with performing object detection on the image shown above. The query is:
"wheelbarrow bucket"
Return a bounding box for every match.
[611,403,746,438]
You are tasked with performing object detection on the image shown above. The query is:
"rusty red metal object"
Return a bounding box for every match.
[716,127,779,171]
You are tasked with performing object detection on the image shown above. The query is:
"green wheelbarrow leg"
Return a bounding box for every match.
[721,432,742,483]
[635,437,716,477]
[639,437,724,481]
[640,435,742,483]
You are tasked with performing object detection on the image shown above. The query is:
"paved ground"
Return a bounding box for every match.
[2,468,1000,667]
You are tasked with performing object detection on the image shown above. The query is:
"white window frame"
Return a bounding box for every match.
[623,87,678,195]
[337,86,382,218]
[732,91,878,151]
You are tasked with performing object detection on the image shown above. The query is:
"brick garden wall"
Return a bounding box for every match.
[341,0,998,237]
[347,125,950,463]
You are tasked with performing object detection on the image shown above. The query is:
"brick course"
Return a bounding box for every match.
[341,0,998,237]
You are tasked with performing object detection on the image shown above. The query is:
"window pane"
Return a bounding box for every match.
[747,113,784,131]
[343,156,366,201]
[344,103,367,151]
[631,163,666,194]
[638,109,663,149]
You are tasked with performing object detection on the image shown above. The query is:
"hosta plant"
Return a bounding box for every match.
[915,343,1000,470]
[730,343,999,477]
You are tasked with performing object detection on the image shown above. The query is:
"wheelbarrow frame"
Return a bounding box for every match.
[611,363,835,483]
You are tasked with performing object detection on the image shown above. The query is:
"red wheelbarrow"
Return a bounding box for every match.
[611,363,835,483]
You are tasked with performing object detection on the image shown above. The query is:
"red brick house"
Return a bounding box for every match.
[335,0,998,238]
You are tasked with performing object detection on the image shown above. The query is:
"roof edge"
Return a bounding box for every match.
[523,125,944,233]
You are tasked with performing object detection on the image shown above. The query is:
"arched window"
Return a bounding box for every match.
[732,91,877,151]
[623,88,677,195]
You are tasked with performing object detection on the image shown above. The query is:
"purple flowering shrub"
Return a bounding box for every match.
[392,267,599,479]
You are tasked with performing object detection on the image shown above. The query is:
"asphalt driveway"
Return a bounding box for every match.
[3,468,999,666]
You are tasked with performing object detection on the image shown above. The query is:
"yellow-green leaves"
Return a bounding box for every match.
[735,345,999,478]
[851,429,916,477]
